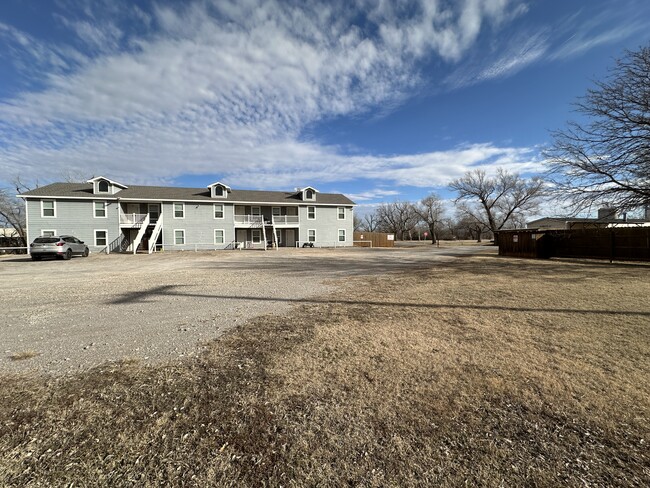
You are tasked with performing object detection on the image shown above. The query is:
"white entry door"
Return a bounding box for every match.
[286,229,296,247]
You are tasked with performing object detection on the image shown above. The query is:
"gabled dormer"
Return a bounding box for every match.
[297,186,319,201]
[87,176,127,195]
[207,181,231,198]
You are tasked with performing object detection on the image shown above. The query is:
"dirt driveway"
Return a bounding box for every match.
[1,245,494,374]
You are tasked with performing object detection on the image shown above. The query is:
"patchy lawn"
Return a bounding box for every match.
[1,256,648,486]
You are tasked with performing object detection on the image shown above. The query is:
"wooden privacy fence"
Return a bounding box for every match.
[353,232,395,248]
[497,227,650,262]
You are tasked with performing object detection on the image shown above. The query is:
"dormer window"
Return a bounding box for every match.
[300,186,318,201]
[208,181,231,198]
[87,176,127,195]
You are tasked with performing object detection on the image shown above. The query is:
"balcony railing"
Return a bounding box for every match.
[120,213,148,226]
[272,215,299,225]
[234,215,263,225]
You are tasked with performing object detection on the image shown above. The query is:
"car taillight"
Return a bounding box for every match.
[56,242,65,246]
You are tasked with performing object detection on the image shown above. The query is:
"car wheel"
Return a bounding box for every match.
[64,249,72,260]
[83,247,89,257]
[31,255,41,261]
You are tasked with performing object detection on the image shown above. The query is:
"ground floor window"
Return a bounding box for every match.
[214,229,225,245]
[94,230,107,247]
[41,230,56,237]
[308,229,316,242]
[338,229,346,242]
[252,229,261,243]
[174,229,185,245]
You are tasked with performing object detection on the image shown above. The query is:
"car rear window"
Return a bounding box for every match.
[34,237,59,243]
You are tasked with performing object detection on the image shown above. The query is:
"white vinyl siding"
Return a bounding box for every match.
[338,207,345,220]
[94,230,107,247]
[174,229,185,245]
[94,201,107,218]
[214,229,225,244]
[338,229,346,242]
[307,206,315,219]
[173,203,185,219]
[41,200,56,218]
[214,204,224,219]
[308,229,316,242]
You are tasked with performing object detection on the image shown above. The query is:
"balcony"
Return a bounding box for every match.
[272,215,299,225]
[120,213,148,227]
[234,215,264,226]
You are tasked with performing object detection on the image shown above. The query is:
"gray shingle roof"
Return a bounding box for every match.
[20,183,355,205]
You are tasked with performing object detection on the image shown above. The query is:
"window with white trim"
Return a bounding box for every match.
[214,229,225,245]
[41,230,56,237]
[272,207,281,217]
[173,203,185,219]
[94,201,107,218]
[214,203,224,219]
[214,186,224,197]
[98,180,109,192]
[338,229,346,242]
[252,229,262,243]
[307,206,315,219]
[174,229,185,245]
[338,207,345,220]
[308,229,316,242]
[251,206,261,216]
[305,189,314,200]
[94,230,107,246]
[42,200,56,218]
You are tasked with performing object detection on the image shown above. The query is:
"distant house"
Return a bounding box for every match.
[528,207,650,231]
[18,177,355,254]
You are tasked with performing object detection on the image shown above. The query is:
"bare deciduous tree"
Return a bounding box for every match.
[544,44,650,213]
[414,193,445,244]
[0,188,27,246]
[376,201,418,240]
[360,212,380,232]
[450,168,544,234]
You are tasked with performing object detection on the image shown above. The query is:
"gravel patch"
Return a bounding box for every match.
[1,246,494,375]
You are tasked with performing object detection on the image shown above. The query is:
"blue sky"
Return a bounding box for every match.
[1,0,649,212]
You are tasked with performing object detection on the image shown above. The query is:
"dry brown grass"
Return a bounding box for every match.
[8,351,41,361]
[1,255,649,486]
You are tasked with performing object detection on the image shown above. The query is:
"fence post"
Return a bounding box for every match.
[610,230,615,263]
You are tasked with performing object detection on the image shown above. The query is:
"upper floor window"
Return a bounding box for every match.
[42,200,56,218]
[272,207,281,217]
[94,201,107,218]
[98,180,109,192]
[214,186,224,197]
[173,203,185,219]
[305,189,314,199]
[307,206,315,219]
[214,204,224,219]
[338,207,345,220]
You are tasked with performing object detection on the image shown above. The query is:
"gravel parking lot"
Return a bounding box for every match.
[1,245,494,374]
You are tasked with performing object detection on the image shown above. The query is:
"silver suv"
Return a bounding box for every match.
[30,235,90,261]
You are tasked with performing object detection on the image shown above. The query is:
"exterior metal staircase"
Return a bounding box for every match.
[131,214,150,254]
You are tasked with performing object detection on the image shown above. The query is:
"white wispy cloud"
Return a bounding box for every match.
[0,0,531,192]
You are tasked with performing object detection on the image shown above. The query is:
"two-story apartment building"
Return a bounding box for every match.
[19,177,355,254]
